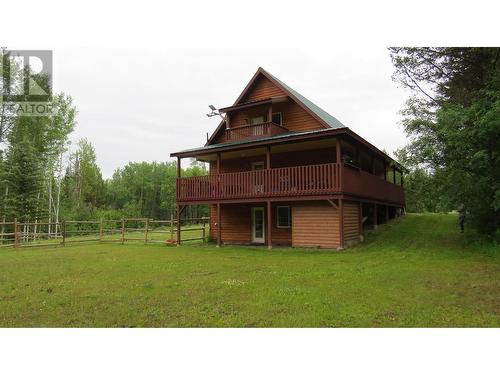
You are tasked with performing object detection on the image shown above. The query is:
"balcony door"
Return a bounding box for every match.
[251,207,265,243]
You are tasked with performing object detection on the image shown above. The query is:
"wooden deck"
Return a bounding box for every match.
[176,162,405,205]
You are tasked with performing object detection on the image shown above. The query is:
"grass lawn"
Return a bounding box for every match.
[0,213,499,327]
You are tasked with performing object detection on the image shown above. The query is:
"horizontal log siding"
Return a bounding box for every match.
[242,75,286,102]
[209,204,217,241]
[209,203,290,245]
[272,101,324,132]
[209,204,252,244]
[343,201,360,244]
[292,202,340,249]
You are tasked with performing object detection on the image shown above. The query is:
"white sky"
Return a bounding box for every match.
[2,0,498,177]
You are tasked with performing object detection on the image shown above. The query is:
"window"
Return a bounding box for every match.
[251,161,265,171]
[247,116,265,125]
[272,112,282,126]
[277,206,291,228]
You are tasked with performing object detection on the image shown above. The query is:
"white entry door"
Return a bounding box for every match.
[251,207,265,243]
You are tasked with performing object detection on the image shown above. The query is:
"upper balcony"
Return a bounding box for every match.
[225,121,288,142]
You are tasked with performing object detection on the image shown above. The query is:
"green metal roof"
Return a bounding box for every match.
[171,128,341,156]
[265,70,345,129]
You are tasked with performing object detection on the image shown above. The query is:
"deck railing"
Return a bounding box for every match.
[177,162,406,205]
[177,163,341,202]
[342,165,405,205]
[225,121,287,142]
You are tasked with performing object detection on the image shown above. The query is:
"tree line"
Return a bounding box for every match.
[390,47,499,236]
[0,55,207,224]
[0,134,208,223]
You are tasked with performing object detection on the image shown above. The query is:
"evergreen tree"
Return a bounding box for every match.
[3,125,43,221]
[389,48,500,235]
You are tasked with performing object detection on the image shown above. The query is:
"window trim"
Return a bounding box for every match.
[276,205,291,228]
[272,112,282,126]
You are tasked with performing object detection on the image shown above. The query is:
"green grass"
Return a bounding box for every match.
[0,213,498,327]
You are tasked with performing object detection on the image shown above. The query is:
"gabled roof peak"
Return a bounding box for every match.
[241,67,345,130]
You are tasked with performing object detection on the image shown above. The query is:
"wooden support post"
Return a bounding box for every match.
[145,218,149,244]
[266,145,271,169]
[339,199,344,249]
[216,152,221,175]
[216,203,221,247]
[336,139,343,191]
[121,218,125,244]
[373,204,378,229]
[176,205,181,246]
[393,166,396,184]
[177,157,181,179]
[358,202,363,240]
[99,218,103,241]
[14,218,19,249]
[267,201,272,249]
[400,171,404,187]
[336,138,342,163]
[268,105,273,123]
[62,220,66,246]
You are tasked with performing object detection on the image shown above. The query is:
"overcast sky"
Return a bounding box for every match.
[3,0,497,177]
[52,46,410,177]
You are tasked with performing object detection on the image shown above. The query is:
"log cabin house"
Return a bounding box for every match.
[171,68,406,249]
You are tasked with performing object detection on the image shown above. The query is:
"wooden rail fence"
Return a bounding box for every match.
[0,217,209,249]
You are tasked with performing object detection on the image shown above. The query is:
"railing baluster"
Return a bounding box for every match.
[176,162,352,202]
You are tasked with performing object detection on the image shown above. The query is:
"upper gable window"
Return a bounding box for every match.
[272,112,282,126]
[247,116,265,125]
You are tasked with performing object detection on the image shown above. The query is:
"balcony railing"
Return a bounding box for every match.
[176,162,405,205]
[225,121,287,142]
[177,163,341,202]
[342,164,405,205]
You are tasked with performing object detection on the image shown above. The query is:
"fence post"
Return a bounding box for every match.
[121,218,125,244]
[170,212,174,242]
[62,220,66,246]
[14,218,19,249]
[202,219,206,243]
[145,218,149,244]
[99,218,103,241]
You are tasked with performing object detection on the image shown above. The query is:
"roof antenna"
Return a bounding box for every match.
[206,104,228,129]
[206,105,223,119]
